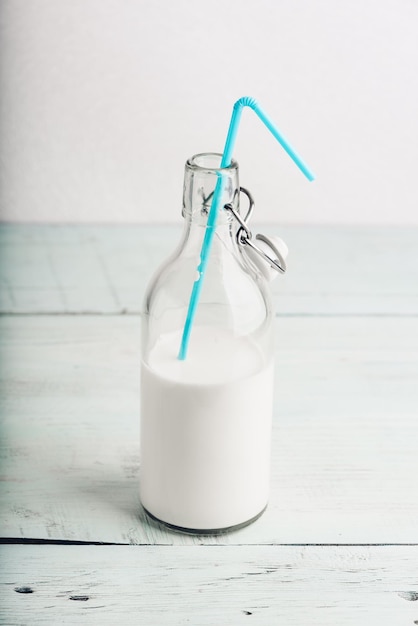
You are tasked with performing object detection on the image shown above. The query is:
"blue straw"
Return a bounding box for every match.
[178,97,315,360]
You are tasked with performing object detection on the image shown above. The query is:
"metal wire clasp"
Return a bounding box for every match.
[224,188,286,274]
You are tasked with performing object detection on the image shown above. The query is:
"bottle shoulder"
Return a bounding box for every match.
[144,244,272,323]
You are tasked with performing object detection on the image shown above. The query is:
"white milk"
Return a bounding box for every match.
[140,327,274,531]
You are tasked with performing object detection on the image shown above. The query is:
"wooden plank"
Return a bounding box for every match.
[1,315,417,545]
[1,224,417,314]
[1,545,418,625]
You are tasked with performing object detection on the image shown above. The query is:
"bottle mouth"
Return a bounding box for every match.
[187,152,238,173]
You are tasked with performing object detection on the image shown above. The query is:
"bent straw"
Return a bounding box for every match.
[178,97,315,360]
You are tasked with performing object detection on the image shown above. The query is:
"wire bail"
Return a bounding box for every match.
[224,188,286,274]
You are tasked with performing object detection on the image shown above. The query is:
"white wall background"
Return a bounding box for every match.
[0,0,417,224]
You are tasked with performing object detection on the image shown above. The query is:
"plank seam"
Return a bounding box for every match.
[2,539,418,547]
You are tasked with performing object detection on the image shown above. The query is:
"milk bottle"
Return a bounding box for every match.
[140,152,285,532]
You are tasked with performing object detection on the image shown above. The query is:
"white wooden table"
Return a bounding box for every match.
[1,224,418,624]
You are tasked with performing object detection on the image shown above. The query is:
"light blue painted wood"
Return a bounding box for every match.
[1,224,418,314]
[1,225,417,543]
[1,545,418,625]
[1,315,417,545]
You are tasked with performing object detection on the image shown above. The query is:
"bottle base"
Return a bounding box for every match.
[142,504,267,535]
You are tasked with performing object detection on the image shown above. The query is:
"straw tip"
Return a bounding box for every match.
[177,343,187,360]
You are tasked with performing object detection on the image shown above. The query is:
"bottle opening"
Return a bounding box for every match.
[187,152,237,173]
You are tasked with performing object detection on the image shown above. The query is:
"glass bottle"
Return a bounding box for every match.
[140,152,274,533]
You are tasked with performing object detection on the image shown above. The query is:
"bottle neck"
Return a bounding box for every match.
[182,152,240,227]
